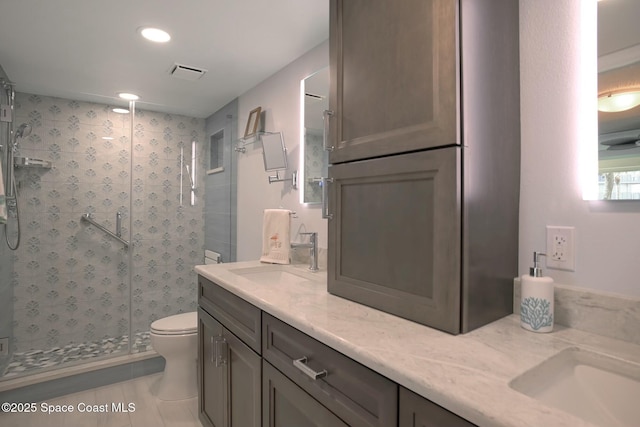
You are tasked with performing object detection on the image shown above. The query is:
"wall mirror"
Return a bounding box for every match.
[597,0,640,199]
[261,132,288,172]
[301,67,329,204]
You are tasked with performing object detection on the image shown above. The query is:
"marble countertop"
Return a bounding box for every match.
[195,261,640,427]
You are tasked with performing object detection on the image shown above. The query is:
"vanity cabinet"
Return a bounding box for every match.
[198,274,477,427]
[327,0,521,334]
[198,277,261,427]
[399,387,476,427]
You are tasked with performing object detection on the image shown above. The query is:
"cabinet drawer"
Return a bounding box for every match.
[262,313,397,427]
[198,275,261,354]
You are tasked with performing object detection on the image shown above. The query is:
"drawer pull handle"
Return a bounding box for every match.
[293,357,327,380]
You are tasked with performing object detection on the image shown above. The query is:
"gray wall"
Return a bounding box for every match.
[204,99,238,264]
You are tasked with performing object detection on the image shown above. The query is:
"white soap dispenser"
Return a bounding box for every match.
[520,252,554,333]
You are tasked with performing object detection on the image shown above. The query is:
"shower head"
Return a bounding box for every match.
[15,123,32,139]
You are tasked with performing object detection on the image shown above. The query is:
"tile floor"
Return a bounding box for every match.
[0,373,202,427]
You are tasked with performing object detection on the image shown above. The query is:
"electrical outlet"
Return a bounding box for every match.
[546,226,575,271]
[0,337,8,356]
[551,234,567,261]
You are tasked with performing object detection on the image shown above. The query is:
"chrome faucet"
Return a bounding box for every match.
[291,232,318,271]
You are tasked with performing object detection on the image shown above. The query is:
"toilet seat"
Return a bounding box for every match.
[150,311,197,336]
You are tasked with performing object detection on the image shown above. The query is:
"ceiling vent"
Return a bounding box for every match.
[305,92,324,100]
[169,63,207,81]
[305,92,326,105]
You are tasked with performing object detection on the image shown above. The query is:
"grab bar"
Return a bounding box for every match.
[81,213,129,249]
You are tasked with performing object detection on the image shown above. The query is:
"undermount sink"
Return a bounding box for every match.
[228,265,315,286]
[509,347,640,427]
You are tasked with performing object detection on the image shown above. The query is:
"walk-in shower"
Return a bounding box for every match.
[0,85,214,384]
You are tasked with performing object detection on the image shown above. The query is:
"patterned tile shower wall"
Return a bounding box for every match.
[10,93,205,354]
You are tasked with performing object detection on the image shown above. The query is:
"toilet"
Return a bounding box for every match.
[150,311,198,400]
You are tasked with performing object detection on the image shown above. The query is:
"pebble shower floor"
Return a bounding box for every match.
[1,332,151,378]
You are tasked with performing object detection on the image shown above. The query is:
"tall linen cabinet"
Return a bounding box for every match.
[327,0,521,334]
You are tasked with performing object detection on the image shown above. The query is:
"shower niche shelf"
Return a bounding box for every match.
[14,156,52,169]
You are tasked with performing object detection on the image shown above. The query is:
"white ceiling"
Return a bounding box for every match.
[598,0,640,57]
[0,1,635,120]
[0,0,329,118]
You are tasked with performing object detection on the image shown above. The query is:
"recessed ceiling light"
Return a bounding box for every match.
[102,136,115,140]
[117,92,139,101]
[139,27,171,43]
[112,108,130,114]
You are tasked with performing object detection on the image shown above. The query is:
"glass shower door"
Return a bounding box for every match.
[1,93,135,378]
[1,91,209,382]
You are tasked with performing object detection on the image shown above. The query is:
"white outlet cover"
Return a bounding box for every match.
[546,226,575,271]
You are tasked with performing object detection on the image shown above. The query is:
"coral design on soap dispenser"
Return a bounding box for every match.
[520,297,553,331]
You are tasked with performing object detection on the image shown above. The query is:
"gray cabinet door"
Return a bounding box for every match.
[199,307,261,427]
[399,387,476,427]
[199,307,226,427]
[225,327,261,427]
[328,147,461,334]
[329,0,457,164]
[263,361,349,427]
